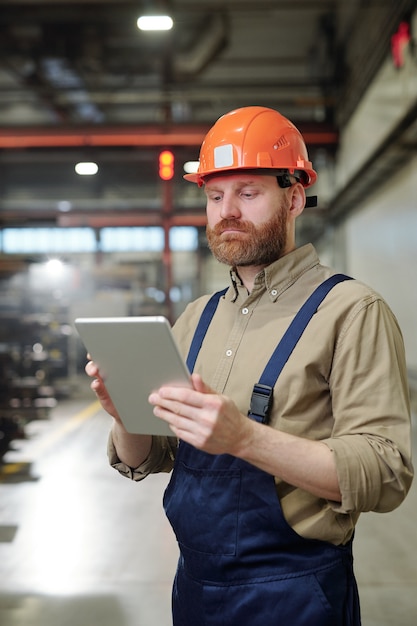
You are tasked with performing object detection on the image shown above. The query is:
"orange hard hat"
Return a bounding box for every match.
[184,106,317,188]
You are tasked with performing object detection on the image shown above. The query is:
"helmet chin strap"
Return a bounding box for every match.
[305,195,318,208]
[276,172,294,188]
[276,174,318,208]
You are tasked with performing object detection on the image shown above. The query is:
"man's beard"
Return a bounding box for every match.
[206,204,289,267]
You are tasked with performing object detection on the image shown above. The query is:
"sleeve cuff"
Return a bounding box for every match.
[107,431,153,482]
[322,435,382,513]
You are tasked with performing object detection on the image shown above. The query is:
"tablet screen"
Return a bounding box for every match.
[75,316,191,436]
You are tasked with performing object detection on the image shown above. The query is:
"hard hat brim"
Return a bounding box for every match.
[183,166,317,187]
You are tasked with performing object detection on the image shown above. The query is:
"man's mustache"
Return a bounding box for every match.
[212,219,253,235]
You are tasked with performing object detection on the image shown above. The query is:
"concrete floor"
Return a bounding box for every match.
[1,383,416,626]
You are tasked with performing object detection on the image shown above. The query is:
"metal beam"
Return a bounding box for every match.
[0,0,334,9]
[0,124,338,149]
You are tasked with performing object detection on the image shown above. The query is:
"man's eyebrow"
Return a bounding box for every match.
[205,179,262,192]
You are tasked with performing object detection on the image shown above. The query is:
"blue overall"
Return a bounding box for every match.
[164,275,361,625]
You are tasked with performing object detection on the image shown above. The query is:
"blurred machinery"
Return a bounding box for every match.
[0,271,71,462]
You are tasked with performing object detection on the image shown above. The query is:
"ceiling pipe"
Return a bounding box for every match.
[174,13,227,77]
[0,126,209,149]
[0,125,338,149]
[58,212,209,229]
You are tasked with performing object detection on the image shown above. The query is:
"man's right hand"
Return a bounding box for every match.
[85,358,121,422]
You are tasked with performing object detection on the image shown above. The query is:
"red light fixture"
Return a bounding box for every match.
[391,21,411,69]
[159,150,174,180]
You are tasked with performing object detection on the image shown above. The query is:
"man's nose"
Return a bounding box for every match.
[219,194,241,219]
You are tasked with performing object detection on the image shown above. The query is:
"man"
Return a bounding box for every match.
[86,106,413,625]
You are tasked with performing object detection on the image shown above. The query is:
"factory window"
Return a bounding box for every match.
[170,227,198,251]
[1,227,97,253]
[100,227,164,252]
[1,225,199,254]
[100,226,198,252]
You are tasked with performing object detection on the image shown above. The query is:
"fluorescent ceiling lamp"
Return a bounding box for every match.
[57,200,72,212]
[137,15,173,31]
[75,161,98,176]
[45,258,64,275]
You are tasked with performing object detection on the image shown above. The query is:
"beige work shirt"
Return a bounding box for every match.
[109,244,413,545]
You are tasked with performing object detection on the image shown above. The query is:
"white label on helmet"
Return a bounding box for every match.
[214,144,234,169]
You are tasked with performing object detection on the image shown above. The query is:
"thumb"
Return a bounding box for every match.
[190,373,214,394]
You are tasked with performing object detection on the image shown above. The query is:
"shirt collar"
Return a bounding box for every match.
[228,244,320,302]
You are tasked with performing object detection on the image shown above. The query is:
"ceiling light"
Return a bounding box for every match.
[57,200,72,212]
[137,15,173,31]
[75,161,98,176]
[45,258,65,275]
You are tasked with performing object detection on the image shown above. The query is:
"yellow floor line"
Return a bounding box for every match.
[34,400,103,454]
[0,462,31,476]
[60,400,103,431]
[0,400,103,474]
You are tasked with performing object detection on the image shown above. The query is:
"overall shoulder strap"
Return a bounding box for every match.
[186,287,228,372]
[249,274,352,422]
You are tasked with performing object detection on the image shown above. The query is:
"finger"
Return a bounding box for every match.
[152,397,189,420]
[90,379,120,420]
[190,373,216,395]
[149,386,200,408]
[153,405,198,438]
[90,377,102,392]
[85,360,98,377]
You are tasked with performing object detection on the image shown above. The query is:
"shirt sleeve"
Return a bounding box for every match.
[107,431,177,481]
[323,295,414,514]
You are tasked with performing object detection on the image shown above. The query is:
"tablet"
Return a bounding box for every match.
[74,316,191,436]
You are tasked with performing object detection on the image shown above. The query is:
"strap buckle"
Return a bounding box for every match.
[249,383,274,424]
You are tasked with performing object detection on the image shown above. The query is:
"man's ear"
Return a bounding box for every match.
[289,183,306,218]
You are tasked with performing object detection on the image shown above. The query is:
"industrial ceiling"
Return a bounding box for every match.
[0,0,416,243]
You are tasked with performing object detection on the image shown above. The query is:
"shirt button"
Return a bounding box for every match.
[242,307,249,315]
[226,349,233,357]
[271,289,278,297]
